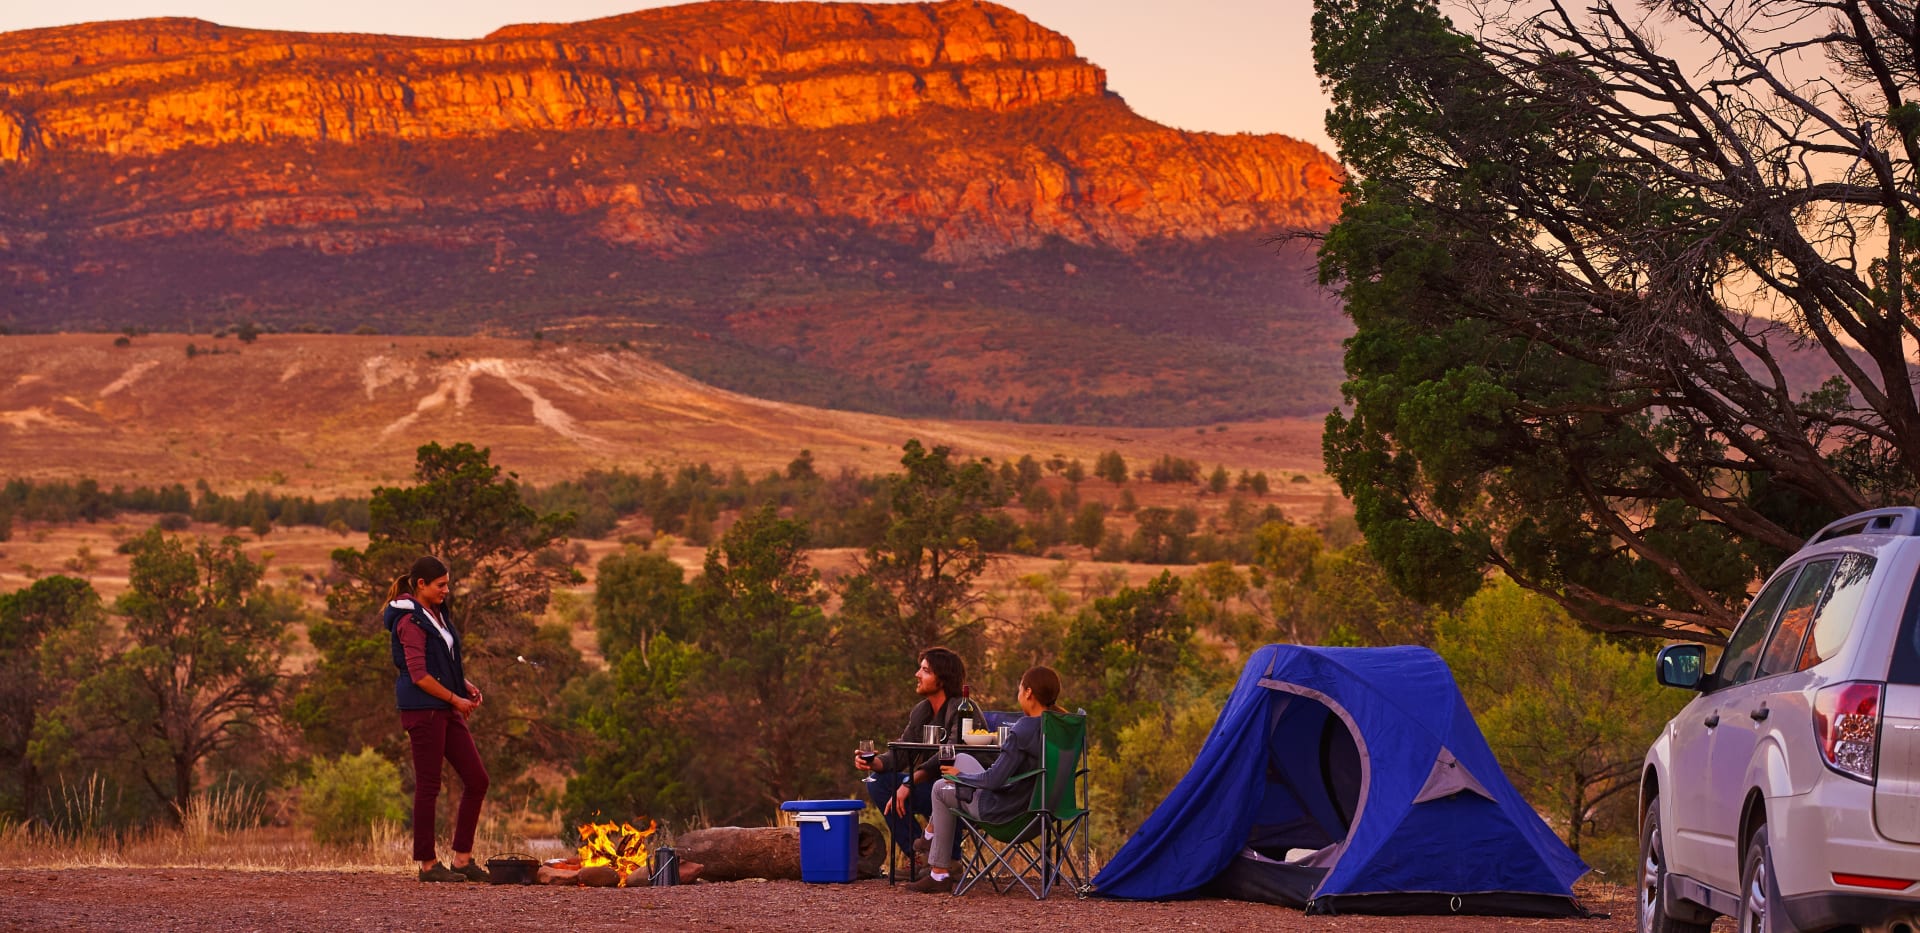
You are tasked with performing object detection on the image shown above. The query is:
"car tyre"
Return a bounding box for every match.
[1737,823,1790,933]
[1639,795,1710,933]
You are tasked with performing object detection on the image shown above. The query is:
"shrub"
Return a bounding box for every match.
[304,748,406,846]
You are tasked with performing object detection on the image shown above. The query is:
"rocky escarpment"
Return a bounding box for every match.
[0,2,1102,161]
[0,1,1350,426]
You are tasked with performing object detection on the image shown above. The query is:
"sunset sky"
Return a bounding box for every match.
[0,0,1337,156]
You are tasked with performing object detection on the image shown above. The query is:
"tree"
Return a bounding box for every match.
[682,505,846,821]
[292,442,582,782]
[1094,450,1129,485]
[592,548,689,667]
[1064,571,1199,751]
[838,440,999,660]
[563,636,704,825]
[1249,522,1325,644]
[0,576,102,820]
[1313,0,1920,637]
[1436,580,1686,854]
[51,531,285,818]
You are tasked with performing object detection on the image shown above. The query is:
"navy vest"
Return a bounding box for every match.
[383,597,470,711]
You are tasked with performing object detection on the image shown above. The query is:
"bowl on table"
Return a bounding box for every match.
[962,730,997,746]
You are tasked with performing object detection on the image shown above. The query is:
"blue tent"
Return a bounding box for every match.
[1091,645,1590,917]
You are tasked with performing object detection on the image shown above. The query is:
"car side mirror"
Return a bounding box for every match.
[1656,644,1708,690]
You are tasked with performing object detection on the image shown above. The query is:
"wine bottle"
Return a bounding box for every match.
[955,683,981,738]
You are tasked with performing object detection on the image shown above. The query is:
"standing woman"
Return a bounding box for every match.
[384,555,490,882]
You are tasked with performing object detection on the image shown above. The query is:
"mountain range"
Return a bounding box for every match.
[0,0,1349,426]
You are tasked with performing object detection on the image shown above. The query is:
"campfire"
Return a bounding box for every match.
[576,819,657,886]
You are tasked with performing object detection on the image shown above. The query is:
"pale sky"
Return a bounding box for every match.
[0,0,1336,156]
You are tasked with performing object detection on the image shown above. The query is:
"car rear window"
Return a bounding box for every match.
[1757,559,1837,678]
[1797,554,1875,669]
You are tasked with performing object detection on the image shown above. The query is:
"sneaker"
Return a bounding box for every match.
[905,872,955,894]
[418,861,468,883]
[450,860,489,883]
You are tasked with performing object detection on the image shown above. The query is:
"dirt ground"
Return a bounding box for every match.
[0,870,1637,932]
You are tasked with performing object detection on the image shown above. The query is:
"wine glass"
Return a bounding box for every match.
[937,742,956,769]
[858,739,877,783]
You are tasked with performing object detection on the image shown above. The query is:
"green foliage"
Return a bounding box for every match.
[1064,572,1200,752]
[682,505,847,821]
[0,576,103,821]
[1435,581,1686,854]
[592,548,689,664]
[839,440,1001,662]
[45,530,285,818]
[1088,688,1225,848]
[0,477,369,532]
[304,748,406,845]
[562,637,702,825]
[1094,451,1128,485]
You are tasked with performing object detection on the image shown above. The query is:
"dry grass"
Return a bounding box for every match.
[0,780,574,871]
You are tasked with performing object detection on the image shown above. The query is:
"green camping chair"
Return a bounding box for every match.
[951,711,1090,899]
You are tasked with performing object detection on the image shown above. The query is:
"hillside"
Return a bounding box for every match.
[0,332,1329,495]
[0,1,1349,426]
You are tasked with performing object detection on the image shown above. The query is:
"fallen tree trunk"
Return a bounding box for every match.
[676,823,885,881]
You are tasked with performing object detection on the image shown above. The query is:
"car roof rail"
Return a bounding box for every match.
[1809,507,1920,543]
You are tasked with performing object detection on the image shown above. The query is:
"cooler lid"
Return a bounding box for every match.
[781,799,861,813]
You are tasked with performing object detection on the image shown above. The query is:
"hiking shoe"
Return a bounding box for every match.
[450,860,489,883]
[889,853,922,883]
[905,872,954,894]
[418,861,468,883]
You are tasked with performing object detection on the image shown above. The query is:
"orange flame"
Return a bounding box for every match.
[577,819,657,884]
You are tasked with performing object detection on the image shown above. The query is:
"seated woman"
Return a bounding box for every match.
[905,665,1067,894]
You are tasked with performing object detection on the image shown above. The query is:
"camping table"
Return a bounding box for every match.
[881,740,1006,884]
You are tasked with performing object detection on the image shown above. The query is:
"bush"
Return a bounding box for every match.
[304,748,406,846]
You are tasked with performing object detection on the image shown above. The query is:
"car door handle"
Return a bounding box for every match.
[1704,714,1720,728]
[1750,707,1769,721]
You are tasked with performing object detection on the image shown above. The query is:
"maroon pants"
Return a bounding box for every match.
[401,708,489,862]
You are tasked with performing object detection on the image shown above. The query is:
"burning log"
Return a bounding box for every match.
[676,824,886,881]
[578,819,655,885]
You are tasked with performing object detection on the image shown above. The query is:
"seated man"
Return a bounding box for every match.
[907,665,1067,894]
[853,646,967,876]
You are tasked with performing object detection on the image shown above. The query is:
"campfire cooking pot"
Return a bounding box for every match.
[485,853,541,885]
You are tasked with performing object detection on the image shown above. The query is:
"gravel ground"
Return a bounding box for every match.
[0,869,1638,932]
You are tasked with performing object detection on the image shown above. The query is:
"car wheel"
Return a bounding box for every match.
[1737,823,1790,933]
[1639,795,1711,933]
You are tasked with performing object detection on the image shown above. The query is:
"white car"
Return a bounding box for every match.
[1640,507,1920,933]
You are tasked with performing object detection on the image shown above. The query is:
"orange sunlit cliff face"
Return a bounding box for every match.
[0,0,1350,426]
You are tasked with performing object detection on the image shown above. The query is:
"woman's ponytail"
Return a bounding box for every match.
[384,572,409,604]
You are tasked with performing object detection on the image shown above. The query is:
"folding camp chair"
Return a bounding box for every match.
[951,711,1089,899]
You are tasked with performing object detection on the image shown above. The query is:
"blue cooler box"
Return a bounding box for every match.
[780,799,860,883]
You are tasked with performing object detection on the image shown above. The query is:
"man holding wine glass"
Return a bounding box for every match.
[852,646,969,880]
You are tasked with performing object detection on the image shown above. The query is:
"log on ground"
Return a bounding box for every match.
[675,824,885,880]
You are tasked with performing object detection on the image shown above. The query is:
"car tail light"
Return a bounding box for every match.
[1813,681,1883,782]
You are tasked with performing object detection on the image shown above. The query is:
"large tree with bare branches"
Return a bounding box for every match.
[1312,0,1918,638]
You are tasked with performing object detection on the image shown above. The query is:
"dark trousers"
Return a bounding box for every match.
[864,772,933,855]
[401,708,489,863]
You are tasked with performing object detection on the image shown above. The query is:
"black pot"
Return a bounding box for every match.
[485,853,541,885]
